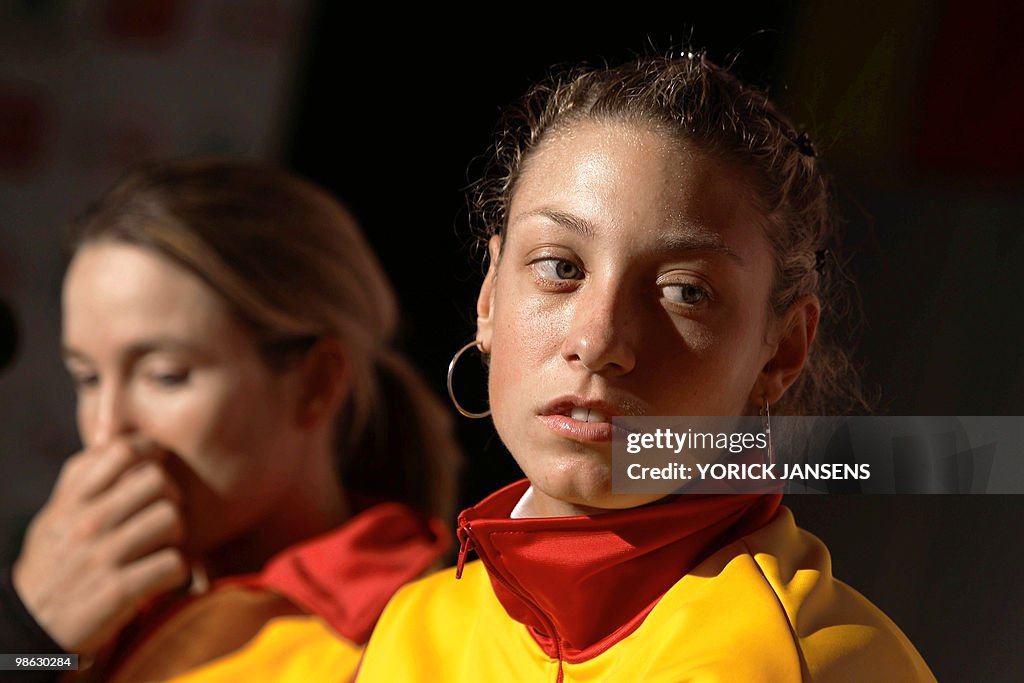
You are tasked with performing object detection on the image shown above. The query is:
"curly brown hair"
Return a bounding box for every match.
[470,54,872,415]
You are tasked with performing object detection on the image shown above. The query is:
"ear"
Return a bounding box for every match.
[292,337,350,429]
[753,295,820,406]
[476,235,502,353]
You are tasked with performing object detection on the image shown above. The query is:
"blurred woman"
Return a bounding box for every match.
[1,158,460,682]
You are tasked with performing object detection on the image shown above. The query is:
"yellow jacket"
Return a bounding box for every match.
[357,490,934,682]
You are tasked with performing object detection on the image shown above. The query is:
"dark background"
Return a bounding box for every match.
[2,2,1023,680]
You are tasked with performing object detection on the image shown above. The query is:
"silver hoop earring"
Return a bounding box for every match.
[447,341,490,419]
[759,399,775,467]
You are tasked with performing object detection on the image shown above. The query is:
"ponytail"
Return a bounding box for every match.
[338,350,461,524]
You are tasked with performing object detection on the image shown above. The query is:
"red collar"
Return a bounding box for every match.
[235,502,448,644]
[456,480,780,662]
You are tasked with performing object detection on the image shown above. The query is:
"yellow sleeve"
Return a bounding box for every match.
[743,508,937,682]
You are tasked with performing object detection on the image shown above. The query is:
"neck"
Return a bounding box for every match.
[510,486,613,518]
[510,485,672,519]
[203,493,349,579]
[202,438,350,580]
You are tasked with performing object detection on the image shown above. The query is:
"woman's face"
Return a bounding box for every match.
[477,120,814,515]
[62,242,313,555]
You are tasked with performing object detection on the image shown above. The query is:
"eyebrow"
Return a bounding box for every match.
[516,207,746,265]
[518,208,598,238]
[61,337,208,363]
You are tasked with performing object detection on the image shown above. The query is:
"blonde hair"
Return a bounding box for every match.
[69,158,460,520]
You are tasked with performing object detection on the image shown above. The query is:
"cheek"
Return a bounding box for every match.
[486,283,568,440]
[488,283,565,379]
[642,310,767,415]
[138,390,239,481]
[134,377,291,493]
[495,279,567,361]
[692,323,767,410]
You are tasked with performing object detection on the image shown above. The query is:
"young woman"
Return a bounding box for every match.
[356,56,936,681]
[0,159,460,682]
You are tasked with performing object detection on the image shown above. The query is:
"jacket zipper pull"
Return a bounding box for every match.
[455,522,474,579]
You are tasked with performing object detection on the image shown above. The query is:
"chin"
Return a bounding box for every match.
[528,449,662,514]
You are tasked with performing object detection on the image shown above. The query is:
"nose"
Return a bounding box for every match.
[560,279,638,376]
[85,379,138,447]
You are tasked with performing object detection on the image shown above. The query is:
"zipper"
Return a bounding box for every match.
[456,519,566,682]
[455,520,474,579]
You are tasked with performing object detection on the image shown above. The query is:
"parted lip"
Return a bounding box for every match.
[538,395,635,420]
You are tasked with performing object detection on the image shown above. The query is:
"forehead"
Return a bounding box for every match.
[508,119,766,252]
[62,242,238,351]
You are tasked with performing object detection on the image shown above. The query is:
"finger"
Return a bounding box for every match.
[117,548,190,608]
[54,443,132,502]
[105,499,186,564]
[65,439,167,502]
[90,461,182,533]
[78,548,189,650]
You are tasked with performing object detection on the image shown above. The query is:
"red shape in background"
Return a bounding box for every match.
[0,82,53,179]
[99,0,188,48]
[913,0,1024,178]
